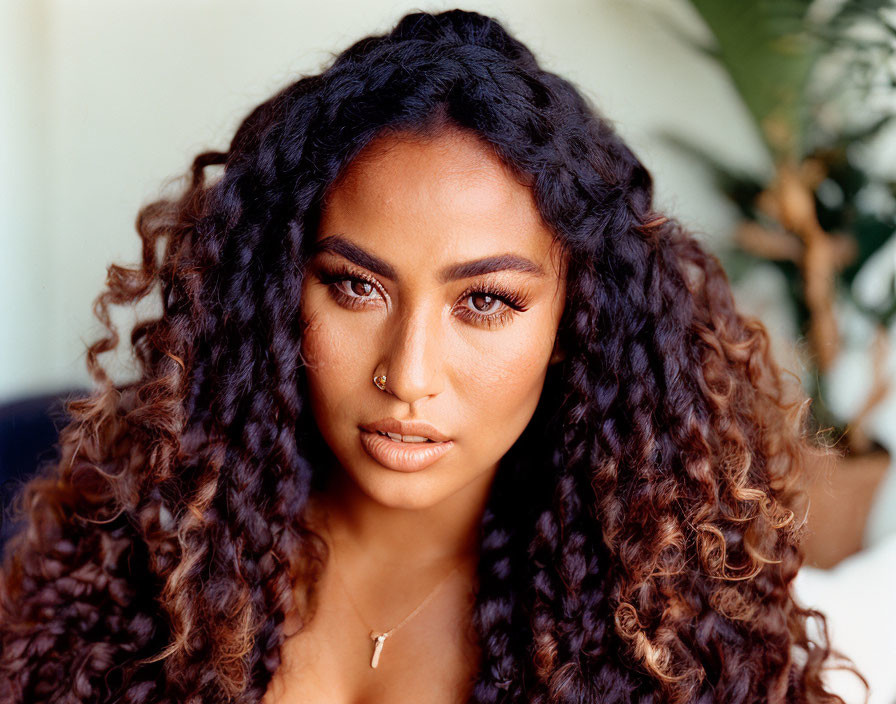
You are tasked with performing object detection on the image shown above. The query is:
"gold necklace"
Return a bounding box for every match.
[329,542,462,669]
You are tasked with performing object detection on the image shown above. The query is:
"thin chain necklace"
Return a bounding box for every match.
[328,536,463,669]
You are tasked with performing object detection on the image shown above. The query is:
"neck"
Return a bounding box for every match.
[306,462,496,573]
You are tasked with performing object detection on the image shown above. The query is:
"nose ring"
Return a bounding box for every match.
[373,374,388,391]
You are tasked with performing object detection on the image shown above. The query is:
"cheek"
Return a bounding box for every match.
[299,290,363,401]
[300,285,365,371]
[459,315,555,425]
[299,296,372,447]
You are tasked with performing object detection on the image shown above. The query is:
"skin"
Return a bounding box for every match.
[265,126,567,703]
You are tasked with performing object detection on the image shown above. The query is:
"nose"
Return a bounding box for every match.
[380,304,445,405]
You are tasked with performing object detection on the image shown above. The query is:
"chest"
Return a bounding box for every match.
[262,573,481,704]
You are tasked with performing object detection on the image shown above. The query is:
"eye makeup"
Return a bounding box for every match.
[313,261,532,330]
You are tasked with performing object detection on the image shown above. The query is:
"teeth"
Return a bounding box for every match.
[378,431,432,443]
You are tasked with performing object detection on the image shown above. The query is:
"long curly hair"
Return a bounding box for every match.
[0,9,867,704]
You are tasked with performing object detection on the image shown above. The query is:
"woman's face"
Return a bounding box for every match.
[299,127,567,510]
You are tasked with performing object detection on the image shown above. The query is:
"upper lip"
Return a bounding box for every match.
[361,417,451,442]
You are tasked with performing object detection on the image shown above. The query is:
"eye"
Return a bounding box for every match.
[455,284,530,329]
[316,263,531,330]
[316,266,384,308]
[465,292,504,315]
[338,278,376,300]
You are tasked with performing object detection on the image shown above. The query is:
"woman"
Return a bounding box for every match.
[0,8,866,704]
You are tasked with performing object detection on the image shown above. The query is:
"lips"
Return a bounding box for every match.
[360,417,451,443]
[359,429,454,472]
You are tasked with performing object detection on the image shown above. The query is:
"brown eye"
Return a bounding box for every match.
[317,267,384,310]
[468,293,502,314]
[349,280,373,297]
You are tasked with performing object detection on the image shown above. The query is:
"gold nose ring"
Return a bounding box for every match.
[373,374,387,391]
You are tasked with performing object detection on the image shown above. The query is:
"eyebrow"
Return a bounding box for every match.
[311,234,546,283]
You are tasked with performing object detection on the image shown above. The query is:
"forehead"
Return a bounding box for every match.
[317,129,564,276]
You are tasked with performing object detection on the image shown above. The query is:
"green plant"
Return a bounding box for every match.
[658,0,896,452]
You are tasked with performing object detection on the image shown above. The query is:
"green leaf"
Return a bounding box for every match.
[684,0,821,160]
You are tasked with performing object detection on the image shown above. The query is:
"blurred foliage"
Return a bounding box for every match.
[657,0,896,450]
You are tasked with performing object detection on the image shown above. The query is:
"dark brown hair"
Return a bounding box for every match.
[0,9,866,703]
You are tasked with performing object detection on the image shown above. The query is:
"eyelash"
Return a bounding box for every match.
[315,263,531,330]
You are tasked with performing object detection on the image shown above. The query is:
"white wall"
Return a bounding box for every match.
[0,0,771,400]
[1,0,52,397]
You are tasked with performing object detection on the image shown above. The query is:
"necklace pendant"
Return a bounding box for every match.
[370,633,387,669]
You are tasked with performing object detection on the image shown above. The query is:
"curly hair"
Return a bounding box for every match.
[0,8,868,704]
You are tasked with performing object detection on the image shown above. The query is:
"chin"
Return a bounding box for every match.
[364,476,451,511]
[353,465,452,511]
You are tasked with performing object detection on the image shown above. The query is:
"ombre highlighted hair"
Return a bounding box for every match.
[0,9,866,704]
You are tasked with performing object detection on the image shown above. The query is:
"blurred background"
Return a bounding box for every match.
[1,0,894,701]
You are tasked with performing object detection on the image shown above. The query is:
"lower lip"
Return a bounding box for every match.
[359,430,454,472]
